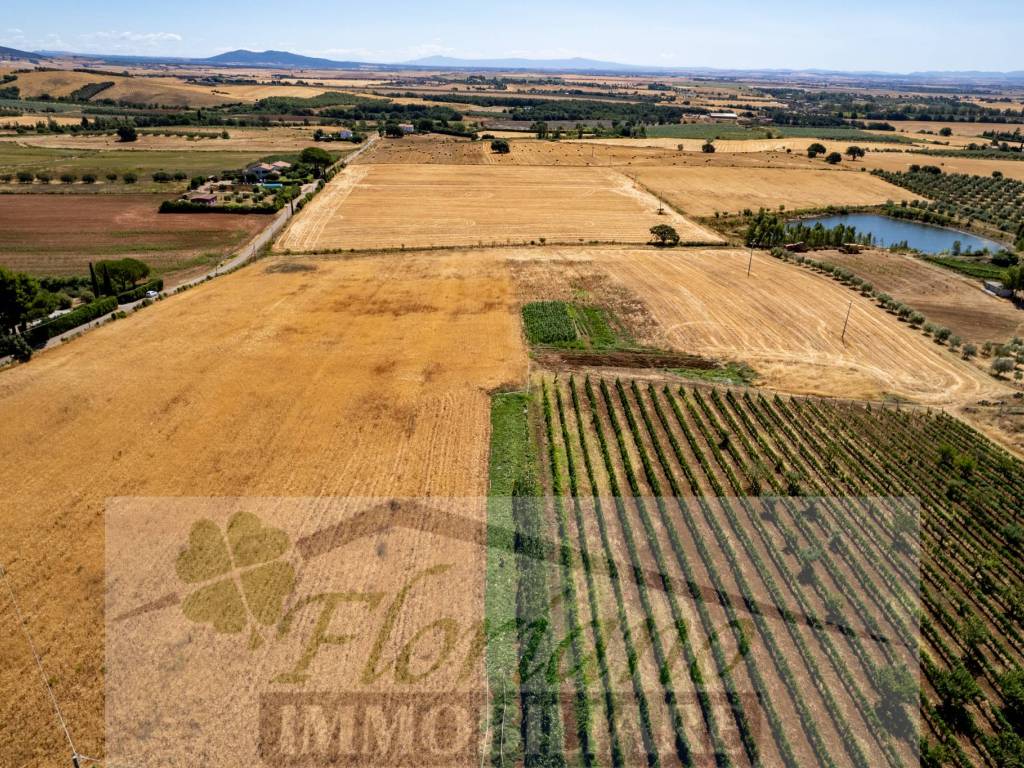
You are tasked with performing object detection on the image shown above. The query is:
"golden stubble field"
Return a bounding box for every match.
[0,126,346,155]
[863,150,1024,181]
[0,251,528,766]
[628,165,910,216]
[275,163,723,252]
[8,69,335,108]
[509,246,1008,405]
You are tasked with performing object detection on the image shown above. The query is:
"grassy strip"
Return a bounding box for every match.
[669,363,755,386]
[922,256,1008,281]
[489,392,567,768]
[487,392,531,766]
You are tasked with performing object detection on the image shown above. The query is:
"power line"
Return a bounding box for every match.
[0,563,79,765]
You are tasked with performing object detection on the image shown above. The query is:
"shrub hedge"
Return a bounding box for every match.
[26,296,117,345]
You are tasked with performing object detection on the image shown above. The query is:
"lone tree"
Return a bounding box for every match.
[490,139,511,154]
[807,142,827,158]
[300,146,334,176]
[825,152,843,165]
[845,145,866,160]
[650,224,680,247]
[116,125,138,143]
[701,139,716,153]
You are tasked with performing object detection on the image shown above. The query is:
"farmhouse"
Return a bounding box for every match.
[398,123,415,134]
[337,129,354,140]
[245,162,277,180]
[187,194,217,206]
[709,111,739,121]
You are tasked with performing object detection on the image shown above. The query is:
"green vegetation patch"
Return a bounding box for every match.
[521,300,621,349]
[670,361,757,385]
[923,256,1009,281]
[485,391,565,766]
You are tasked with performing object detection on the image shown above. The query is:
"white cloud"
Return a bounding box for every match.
[61,30,185,54]
[80,30,183,44]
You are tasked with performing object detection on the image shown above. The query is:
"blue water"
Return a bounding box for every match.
[794,213,1005,255]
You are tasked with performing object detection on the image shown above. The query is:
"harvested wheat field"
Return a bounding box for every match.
[0,250,527,766]
[5,126,347,155]
[276,163,723,252]
[360,134,838,170]
[569,136,915,153]
[512,246,1007,404]
[816,247,1024,343]
[863,150,1024,181]
[0,194,268,276]
[7,70,334,108]
[888,120,1024,140]
[629,165,911,216]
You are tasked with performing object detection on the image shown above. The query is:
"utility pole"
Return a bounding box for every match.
[747,248,753,277]
[841,300,853,344]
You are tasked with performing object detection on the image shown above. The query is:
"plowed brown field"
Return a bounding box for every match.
[0,251,527,766]
[815,248,1024,343]
[0,194,267,275]
[275,164,723,252]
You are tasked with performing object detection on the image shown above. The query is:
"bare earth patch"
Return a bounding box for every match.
[818,247,1024,344]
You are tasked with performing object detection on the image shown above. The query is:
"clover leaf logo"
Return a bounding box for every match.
[176,512,296,649]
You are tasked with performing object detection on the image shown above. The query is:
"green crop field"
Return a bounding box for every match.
[0,143,264,193]
[487,376,1024,767]
[521,300,622,349]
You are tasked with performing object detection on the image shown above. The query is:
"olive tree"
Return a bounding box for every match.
[649,224,680,247]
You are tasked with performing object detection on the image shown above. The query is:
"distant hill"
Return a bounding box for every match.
[16,47,1024,85]
[0,45,44,62]
[404,55,649,72]
[201,49,365,69]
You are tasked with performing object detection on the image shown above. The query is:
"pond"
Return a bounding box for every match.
[793,213,1005,255]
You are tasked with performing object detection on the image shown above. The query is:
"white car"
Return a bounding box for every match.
[145,290,159,299]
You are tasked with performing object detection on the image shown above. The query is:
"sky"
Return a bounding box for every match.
[3,0,1023,73]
